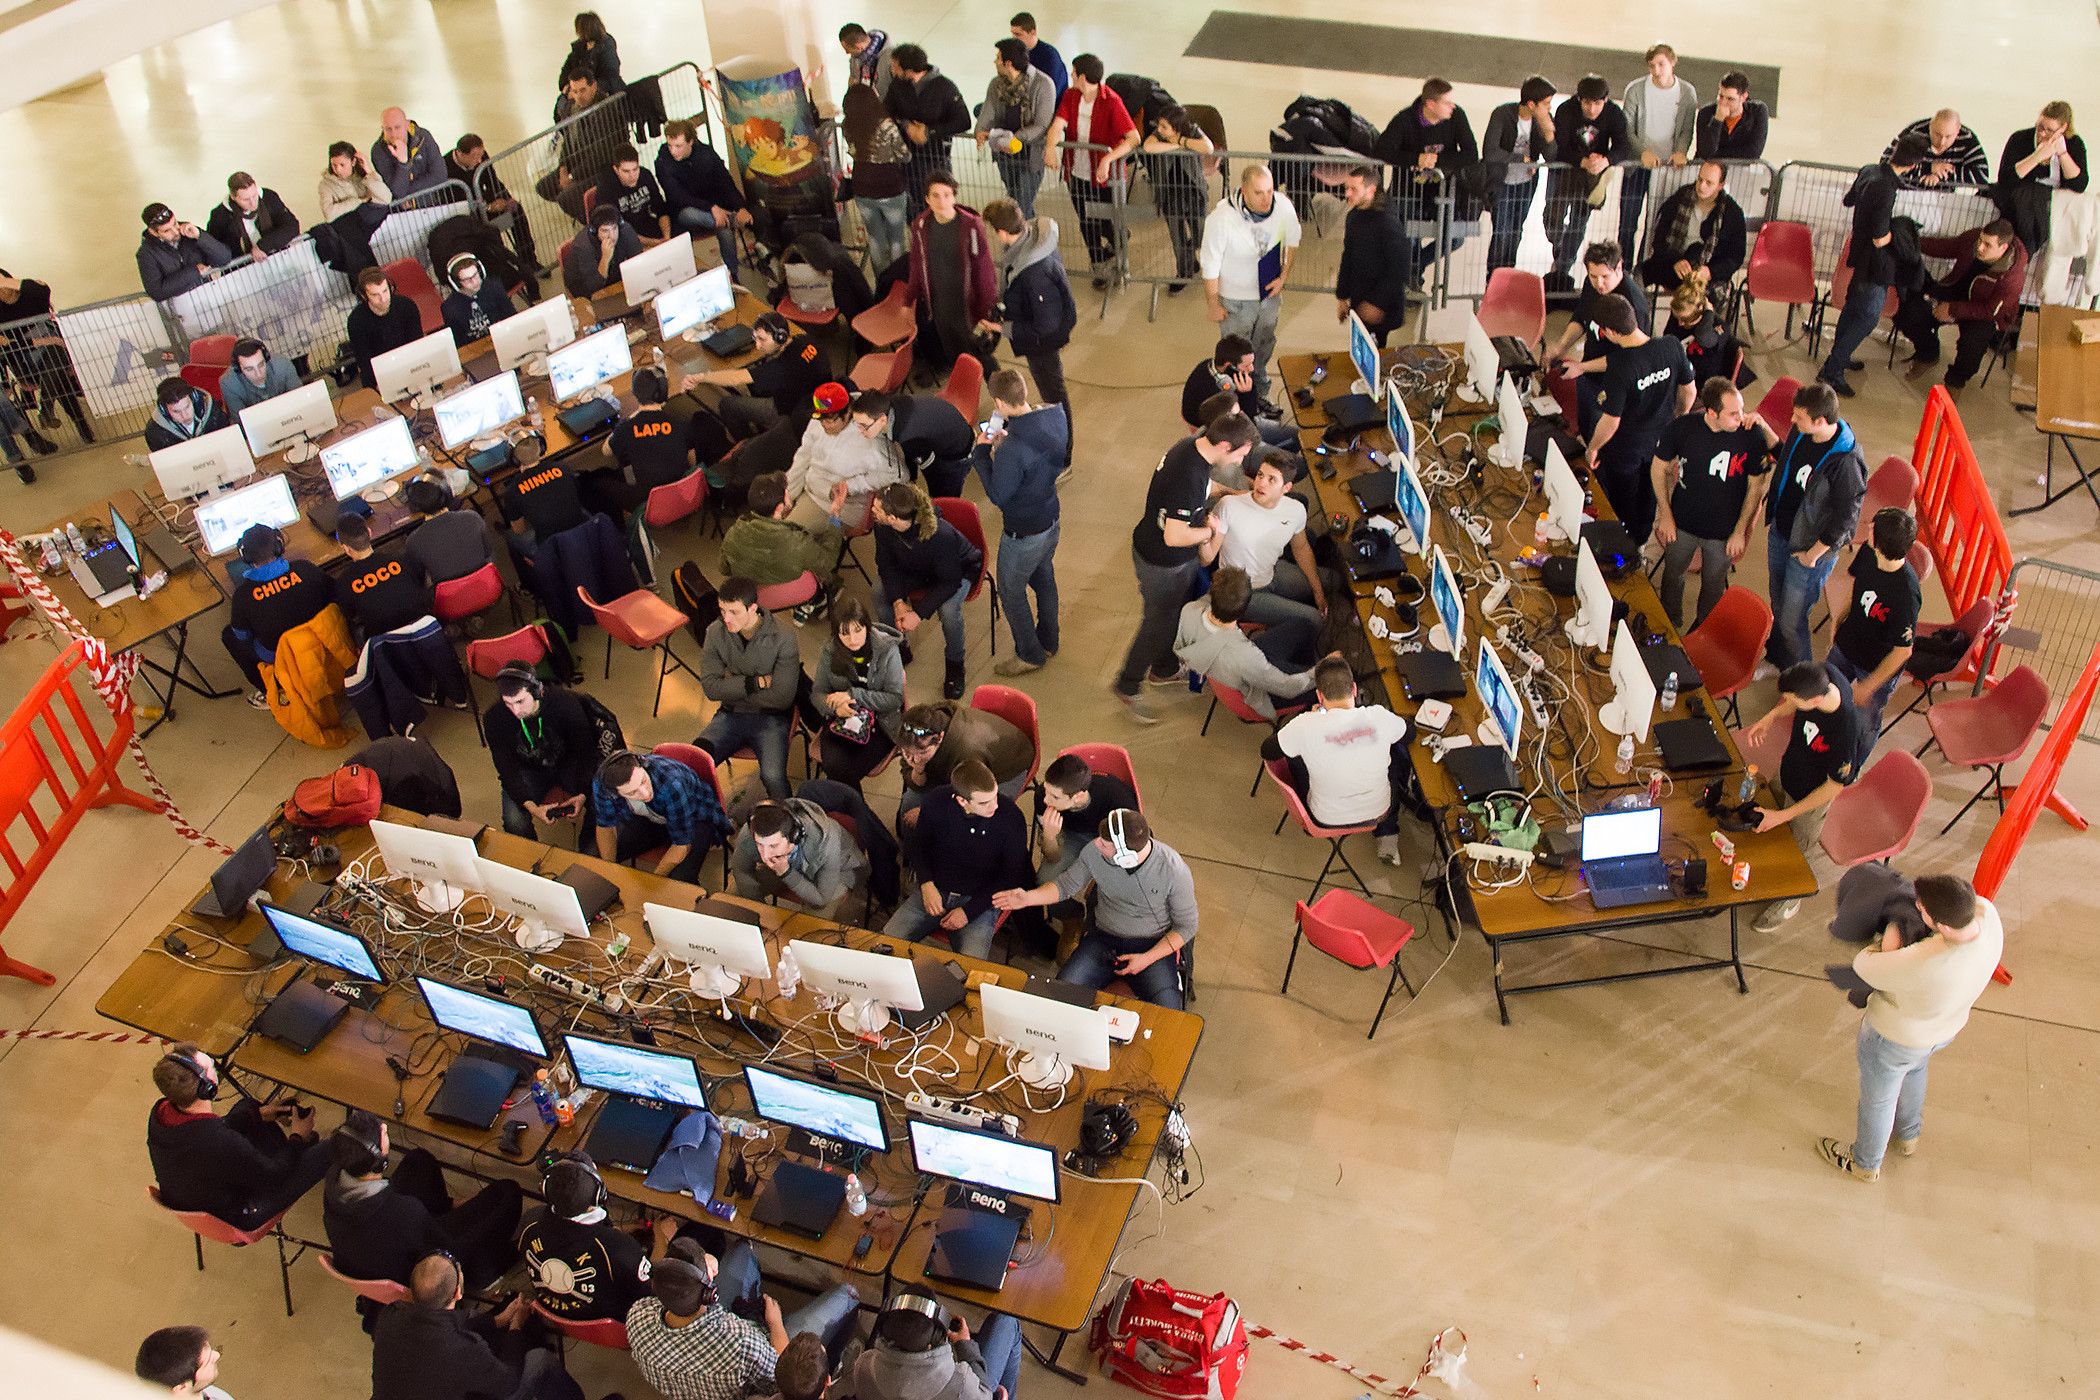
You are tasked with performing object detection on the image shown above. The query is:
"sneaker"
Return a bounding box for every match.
[1816,1136,1878,1182]
[1167,281,1188,295]
[1751,660,1779,683]
[791,599,825,625]
[448,696,472,711]
[1144,664,1188,688]
[1847,358,1866,372]
[1893,1133,1920,1158]
[1113,687,1159,725]
[1751,898,1801,933]
[993,656,1044,677]
[1376,834,1402,866]
[12,463,32,484]
[246,690,270,709]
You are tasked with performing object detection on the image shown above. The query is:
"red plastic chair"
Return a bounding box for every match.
[1682,586,1772,726]
[1262,758,1379,901]
[383,257,446,335]
[146,1184,311,1317]
[1919,664,2051,835]
[434,561,511,628]
[557,237,574,271]
[1285,888,1417,1038]
[187,334,239,368]
[641,741,734,879]
[938,354,984,423]
[851,281,915,348]
[464,623,558,745]
[1053,743,1143,813]
[935,496,1000,654]
[1202,680,1310,795]
[775,292,839,329]
[1752,376,1801,438]
[1544,367,1580,424]
[531,1299,631,1352]
[316,1252,411,1308]
[1738,220,1816,339]
[643,467,710,531]
[1862,456,1919,519]
[577,585,695,716]
[1477,268,1547,350]
[969,683,1040,787]
[1817,750,1933,867]
[1731,721,1787,780]
[179,363,226,405]
[1889,597,1996,727]
[580,186,602,222]
[756,571,820,612]
[850,327,917,393]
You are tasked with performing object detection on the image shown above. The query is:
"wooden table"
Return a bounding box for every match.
[100,808,1201,1354]
[2011,304,2100,518]
[1279,350,1817,1022]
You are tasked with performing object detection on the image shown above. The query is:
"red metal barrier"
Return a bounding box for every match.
[0,640,157,982]
[1911,387,2014,635]
[1972,640,2100,985]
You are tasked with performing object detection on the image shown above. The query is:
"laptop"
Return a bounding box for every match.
[1580,807,1675,909]
[1023,974,1098,1008]
[1446,743,1519,800]
[752,1159,848,1238]
[926,1191,1027,1292]
[1654,716,1731,773]
[584,1097,681,1173]
[554,863,621,922]
[1398,651,1466,702]
[1640,642,1702,693]
[701,324,754,358]
[190,827,278,920]
[254,979,349,1052]
[894,958,968,1032]
[74,521,137,595]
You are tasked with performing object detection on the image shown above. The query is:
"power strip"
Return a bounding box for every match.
[906,1091,1020,1137]
[1481,578,1510,615]
[528,962,625,1013]
[1463,842,1536,870]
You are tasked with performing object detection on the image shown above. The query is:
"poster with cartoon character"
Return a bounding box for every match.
[718,68,822,191]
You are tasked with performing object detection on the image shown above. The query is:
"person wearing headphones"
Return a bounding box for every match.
[145,1043,331,1229]
[217,337,302,416]
[440,253,517,344]
[373,1249,583,1400]
[591,749,732,882]
[628,1236,861,1400]
[848,1294,1021,1400]
[486,665,606,839]
[134,1326,236,1399]
[730,797,869,920]
[521,1153,680,1323]
[324,1109,522,1291]
[688,311,831,439]
[995,807,1194,1009]
[347,266,426,389]
[222,522,334,708]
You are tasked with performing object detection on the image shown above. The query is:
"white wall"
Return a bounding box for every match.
[0,0,279,110]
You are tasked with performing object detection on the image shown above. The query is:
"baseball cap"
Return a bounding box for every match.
[141,203,175,228]
[812,382,851,416]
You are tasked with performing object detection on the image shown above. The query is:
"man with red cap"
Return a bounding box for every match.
[785,381,906,531]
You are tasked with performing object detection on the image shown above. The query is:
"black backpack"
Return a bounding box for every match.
[1107,73,1177,135]
[673,561,720,651]
[575,689,628,762]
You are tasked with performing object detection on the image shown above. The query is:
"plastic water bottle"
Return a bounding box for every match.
[720,1115,764,1139]
[1615,731,1635,776]
[843,1173,868,1217]
[651,344,666,372]
[64,522,86,554]
[775,946,801,999]
[1660,671,1679,714]
[1738,766,1759,806]
[529,1069,559,1126]
[526,395,544,431]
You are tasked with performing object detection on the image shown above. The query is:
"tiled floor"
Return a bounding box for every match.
[2,2,2098,1396]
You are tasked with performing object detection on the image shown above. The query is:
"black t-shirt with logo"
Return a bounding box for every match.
[1779,690,1861,801]
[1131,438,1213,567]
[500,458,589,537]
[333,546,432,637]
[519,1209,651,1322]
[1041,773,1140,846]
[1656,412,1771,539]
[609,409,695,492]
[593,169,666,240]
[1833,551,1920,672]
[1574,276,1653,360]
[229,560,335,656]
[744,334,829,424]
[1596,337,1694,469]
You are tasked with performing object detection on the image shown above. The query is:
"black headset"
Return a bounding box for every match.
[653,1252,719,1308]
[232,337,269,366]
[157,1049,219,1101]
[752,800,806,847]
[544,1151,607,1214]
[496,662,545,701]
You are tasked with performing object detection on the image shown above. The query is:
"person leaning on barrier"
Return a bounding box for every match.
[839,21,892,100]
[884,42,973,208]
[545,64,624,222]
[1884,109,1991,189]
[565,10,623,95]
[448,134,544,276]
[1138,105,1215,293]
[205,172,301,264]
[594,142,671,247]
[1544,75,1631,289]
[1045,53,1141,285]
[974,37,1055,220]
[371,107,451,204]
[347,266,426,390]
[0,268,94,444]
[317,140,393,275]
[1478,75,1557,274]
[1693,72,1768,162]
[1619,43,1698,257]
[1995,100,2088,258]
[136,201,233,301]
[1375,76,1477,275]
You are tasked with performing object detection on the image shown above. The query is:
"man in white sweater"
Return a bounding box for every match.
[786,381,903,530]
[1819,873,2003,1181]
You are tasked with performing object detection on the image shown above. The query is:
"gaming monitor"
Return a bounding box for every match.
[150,425,255,500]
[1393,455,1431,556]
[193,474,299,556]
[1476,638,1524,752]
[1384,379,1415,464]
[258,904,383,983]
[1347,308,1384,402]
[546,325,632,402]
[473,857,590,952]
[238,380,337,457]
[655,265,736,340]
[787,938,924,1036]
[1462,314,1498,401]
[1565,537,1613,652]
[1493,371,1527,468]
[369,817,481,913]
[618,232,697,303]
[415,975,548,1058]
[1599,619,1658,741]
[979,984,1111,1091]
[1542,440,1587,543]
[433,371,526,451]
[562,1032,707,1109]
[1427,544,1464,655]
[492,295,576,369]
[907,1118,1062,1203]
[743,1064,890,1152]
[319,415,419,501]
[370,328,462,404]
[643,901,771,997]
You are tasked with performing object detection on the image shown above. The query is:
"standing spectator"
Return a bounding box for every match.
[1199,165,1301,408]
[906,172,998,376]
[402,477,496,587]
[1375,77,1477,274]
[872,480,981,700]
[565,12,623,94]
[787,380,903,530]
[346,266,425,390]
[1828,507,1921,757]
[981,198,1076,452]
[972,367,1067,674]
[439,254,515,344]
[1744,663,1862,931]
[545,67,625,222]
[145,376,231,452]
[487,666,605,840]
[371,108,449,203]
[1545,241,1651,434]
[732,798,869,920]
[656,119,752,275]
[373,1252,583,1400]
[1479,76,1557,274]
[0,268,93,442]
[1896,219,2027,400]
[1650,378,1772,630]
[1585,288,1697,547]
[136,203,232,301]
[1545,75,1631,290]
[205,173,301,262]
[852,388,974,497]
[697,576,804,800]
[842,84,912,273]
[1009,12,1066,98]
[1761,382,1868,673]
[996,806,1195,1009]
[975,38,1055,218]
[1693,72,1769,161]
[1820,135,1926,397]
[885,44,972,209]
[838,22,892,100]
[1044,54,1141,285]
[1264,657,1412,864]
[1335,164,1412,347]
[318,142,392,274]
[1112,413,1253,722]
[135,1327,237,1399]
[0,389,55,478]
[1639,159,1746,291]
[591,750,732,882]
[1818,874,2003,1181]
[1140,106,1215,294]
[217,338,301,417]
[448,134,543,276]
[594,144,671,244]
[1995,101,2087,258]
[1620,44,1698,257]
[1884,110,1992,188]
[562,203,643,298]
[890,760,1032,958]
[811,597,907,790]
[145,1044,329,1227]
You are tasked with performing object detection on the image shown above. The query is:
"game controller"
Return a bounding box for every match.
[1697,780,1763,832]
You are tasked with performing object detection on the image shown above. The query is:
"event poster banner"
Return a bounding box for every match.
[717,67,825,197]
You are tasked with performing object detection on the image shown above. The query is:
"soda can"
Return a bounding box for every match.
[1731,860,1750,891]
[1711,831,1736,862]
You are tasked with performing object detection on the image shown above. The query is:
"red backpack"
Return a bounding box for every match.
[1089,1278,1248,1400]
[283,763,382,829]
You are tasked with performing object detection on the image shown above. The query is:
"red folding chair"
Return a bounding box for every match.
[644,467,710,531]
[383,257,446,335]
[850,327,917,393]
[1262,758,1378,901]
[1203,680,1309,794]
[1918,664,2050,835]
[577,585,696,716]
[1888,597,1996,728]
[1752,375,1802,438]
[1862,455,1919,518]
[1477,268,1547,350]
[938,354,984,422]
[1682,586,1772,726]
[146,1185,313,1318]
[1285,889,1417,1038]
[531,1299,630,1353]
[433,561,513,631]
[1817,750,1933,867]
[316,1252,411,1309]
[1809,237,1899,363]
[1737,220,1816,340]
[179,363,225,404]
[969,683,1040,786]
[775,293,839,330]
[851,281,915,348]
[187,334,239,368]
[936,496,999,654]
[755,571,821,612]
[1053,743,1143,812]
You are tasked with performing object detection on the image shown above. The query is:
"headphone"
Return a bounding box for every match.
[544,1151,607,1214]
[495,662,544,701]
[232,337,269,366]
[445,253,484,292]
[752,801,806,847]
[339,1109,387,1168]
[414,1247,463,1301]
[157,1049,219,1101]
[1069,1100,1138,1169]
[653,1253,719,1308]
[1105,808,1145,870]
[886,1293,951,1332]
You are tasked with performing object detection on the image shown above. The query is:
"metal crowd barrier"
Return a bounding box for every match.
[1768,159,1999,287]
[1980,559,2100,744]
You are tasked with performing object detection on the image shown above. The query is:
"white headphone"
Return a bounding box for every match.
[1105,809,1146,870]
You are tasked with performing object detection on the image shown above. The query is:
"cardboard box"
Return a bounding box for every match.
[2072,314,2100,345]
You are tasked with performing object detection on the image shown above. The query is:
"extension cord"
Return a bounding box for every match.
[1463,842,1535,869]
[906,1091,1019,1137]
[528,962,625,1013]
[1481,578,1510,615]
[1456,511,1493,547]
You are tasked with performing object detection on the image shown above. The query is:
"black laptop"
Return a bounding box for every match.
[752,1159,848,1238]
[894,958,968,1032]
[1023,975,1099,1008]
[427,1056,525,1129]
[1654,716,1731,773]
[190,827,278,920]
[1446,743,1520,799]
[585,1097,681,1174]
[1399,650,1466,701]
[254,980,349,1052]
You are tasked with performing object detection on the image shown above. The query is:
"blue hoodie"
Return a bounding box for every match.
[972,404,1067,538]
[1769,420,1868,553]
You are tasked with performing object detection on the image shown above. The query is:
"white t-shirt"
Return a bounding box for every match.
[1507,116,1535,183]
[1639,80,1684,156]
[1214,492,1306,588]
[1276,704,1409,825]
[1074,95,1096,182]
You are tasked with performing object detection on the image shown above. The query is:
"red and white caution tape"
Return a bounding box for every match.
[1246,1323,1469,1397]
[0,530,232,855]
[0,1028,170,1045]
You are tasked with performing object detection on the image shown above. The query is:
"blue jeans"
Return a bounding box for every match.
[1060,931,1184,1010]
[1764,526,1839,669]
[996,520,1060,664]
[1243,563,1323,670]
[857,195,910,274]
[714,1242,862,1364]
[878,580,968,671]
[698,708,793,799]
[672,206,740,275]
[1827,644,1896,770]
[995,150,1044,219]
[978,1313,1023,1398]
[1820,277,1889,385]
[885,897,1004,960]
[1852,1021,1950,1171]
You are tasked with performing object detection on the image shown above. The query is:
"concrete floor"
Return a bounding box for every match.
[2,1,2098,1396]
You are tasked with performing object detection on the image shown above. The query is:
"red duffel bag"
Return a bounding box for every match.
[1089,1277,1248,1400]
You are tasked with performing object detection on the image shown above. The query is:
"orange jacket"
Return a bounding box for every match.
[258,604,356,748]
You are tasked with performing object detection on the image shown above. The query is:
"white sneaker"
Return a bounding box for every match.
[1751,898,1801,933]
[1376,835,1402,866]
